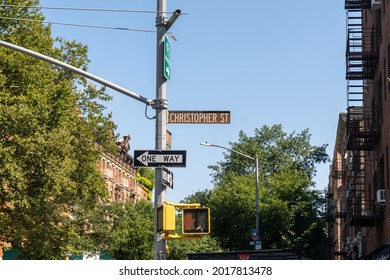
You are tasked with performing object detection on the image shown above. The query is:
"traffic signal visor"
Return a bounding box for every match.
[182,207,210,234]
[157,204,176,233]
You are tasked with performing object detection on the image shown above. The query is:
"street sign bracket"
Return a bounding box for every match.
[152,98,168,109]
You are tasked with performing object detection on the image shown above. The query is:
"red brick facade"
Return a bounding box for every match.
[100,152,150,203]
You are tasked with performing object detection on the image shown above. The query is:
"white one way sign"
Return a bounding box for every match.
[133,150,187,167]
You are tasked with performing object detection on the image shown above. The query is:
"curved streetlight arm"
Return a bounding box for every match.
[200,142,254,161]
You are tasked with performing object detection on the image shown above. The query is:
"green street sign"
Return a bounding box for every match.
[164,35,171,81]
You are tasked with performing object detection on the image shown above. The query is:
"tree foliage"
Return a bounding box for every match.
[62,201,154,260]
[107,201,154,260]
[208,125,330,259]
[136,167,154,200]
[182,189,212,207]
[167,234,223,260]
[0,0,116,259]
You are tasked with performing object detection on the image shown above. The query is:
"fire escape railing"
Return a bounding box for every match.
[345,0,372,10]
[346,28,378,81]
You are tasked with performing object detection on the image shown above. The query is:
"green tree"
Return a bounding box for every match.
[167,235,223,260]
[0,0,116,259]
[65,201,154,260]
[108,201,154,260]
[182,189,212,207]
[208,174,256,251]
[136,167,154,200]
[208,125,330,259]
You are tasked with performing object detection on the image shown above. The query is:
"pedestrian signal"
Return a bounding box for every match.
[182,207,210,234]
[157,204,176,233]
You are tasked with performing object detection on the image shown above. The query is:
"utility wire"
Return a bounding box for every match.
[0,4,189,15]
[0,16,167,34]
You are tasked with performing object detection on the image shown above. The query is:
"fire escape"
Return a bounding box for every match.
[344,0,379,228]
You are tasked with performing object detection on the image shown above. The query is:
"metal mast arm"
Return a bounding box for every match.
[0,39,153,106]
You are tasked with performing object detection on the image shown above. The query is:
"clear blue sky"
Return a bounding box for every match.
[39,0,346,203]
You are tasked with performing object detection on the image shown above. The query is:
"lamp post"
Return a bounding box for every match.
[200,142,261,249]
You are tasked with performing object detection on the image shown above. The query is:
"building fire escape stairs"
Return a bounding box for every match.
[344,0,380,229]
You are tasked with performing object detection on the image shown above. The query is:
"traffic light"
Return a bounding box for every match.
[182,207,210,234]
[157,204,176,233]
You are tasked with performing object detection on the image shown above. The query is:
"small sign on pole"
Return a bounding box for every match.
[250,229,262,250]
[251,229,259,241]
[164,35,171,81]
[162,167,174,189]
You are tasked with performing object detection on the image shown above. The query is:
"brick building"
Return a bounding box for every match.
[328,0,390,259]
[101,135,150,203]
[328,114,347,260]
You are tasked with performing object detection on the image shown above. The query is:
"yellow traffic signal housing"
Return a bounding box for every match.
[182,207,210,234]
[157,204,176,233]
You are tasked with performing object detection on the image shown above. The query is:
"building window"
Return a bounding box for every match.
[388,45,390,98]
[374,10,382,47]
[374,156,385,190]
[372,78,383,130]
[385,58,388,101]
[386,146,389,189]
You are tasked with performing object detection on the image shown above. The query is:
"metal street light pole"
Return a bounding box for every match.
[154,0,181,260]
[200,142,260,249]
[154,0,168,260]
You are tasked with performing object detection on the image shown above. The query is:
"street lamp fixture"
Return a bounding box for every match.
[200,142,261,249]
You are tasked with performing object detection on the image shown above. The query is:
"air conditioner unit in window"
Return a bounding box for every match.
[372,0,381,10]
[376,189,385,203]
